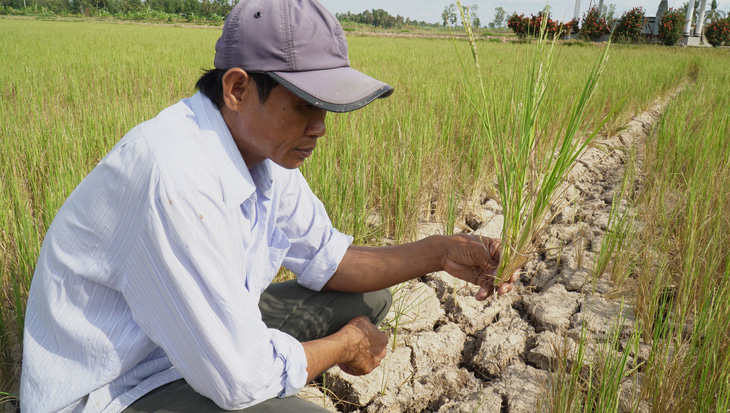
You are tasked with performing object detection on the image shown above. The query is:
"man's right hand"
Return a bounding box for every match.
[337,316,388,376]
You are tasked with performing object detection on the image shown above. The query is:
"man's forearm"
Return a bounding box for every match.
[301,330,349,382]
[324,235,448,293]
[302,316,387,382]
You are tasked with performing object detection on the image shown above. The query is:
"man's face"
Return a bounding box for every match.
[232,82,327,170]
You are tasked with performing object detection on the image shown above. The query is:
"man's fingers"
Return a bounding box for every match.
[338,363,355,375]
[340,316,389,376]
[377,345,387,360]
[476,236,501,277]
[475,283,494,301]
[485,237,501,263]
[474,268,518,299]
[497,283,513,296]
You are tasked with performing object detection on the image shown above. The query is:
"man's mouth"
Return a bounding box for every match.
[296,147,315,157]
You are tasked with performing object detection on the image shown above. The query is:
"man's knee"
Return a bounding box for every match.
[366,288,392,326]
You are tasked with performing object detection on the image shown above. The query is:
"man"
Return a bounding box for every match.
[20,0,515,411]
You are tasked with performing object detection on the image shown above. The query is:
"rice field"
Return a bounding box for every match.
[1,17,729,410]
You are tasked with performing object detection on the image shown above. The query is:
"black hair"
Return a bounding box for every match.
[195,68,279,108]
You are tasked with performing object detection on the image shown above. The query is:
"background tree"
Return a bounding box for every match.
[704,0,726,23]
[335,9,405,28]
[442,3,457,26]
[490,6,506,28]
[183,0,200,15]
[681,1,701,19]
[601,3,617,24]
[469,4,479,28]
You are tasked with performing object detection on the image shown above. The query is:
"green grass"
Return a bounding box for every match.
[1,17,729,408]
[538,54,730,412]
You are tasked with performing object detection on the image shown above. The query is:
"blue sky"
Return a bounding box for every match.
[318,0,729,25]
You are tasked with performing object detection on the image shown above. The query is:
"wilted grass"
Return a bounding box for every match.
[1,17,727,403]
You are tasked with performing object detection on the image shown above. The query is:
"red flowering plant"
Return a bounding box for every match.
[528,12,564,38]
[705,18,730,47]
[614,7,646,43]
[508,13,530,38]
[509,12,565,39]
[581,6,610,39]
[658,8,685,45]
[565,17,580,35]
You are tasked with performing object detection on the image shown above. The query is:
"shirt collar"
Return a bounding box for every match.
[187,92,273,208]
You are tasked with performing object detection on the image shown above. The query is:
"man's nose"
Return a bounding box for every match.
[306,109,327,138]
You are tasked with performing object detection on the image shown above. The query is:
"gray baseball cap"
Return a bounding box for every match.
[214,0,394,113]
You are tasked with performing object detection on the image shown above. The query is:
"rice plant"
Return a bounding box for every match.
[454,1,617,286]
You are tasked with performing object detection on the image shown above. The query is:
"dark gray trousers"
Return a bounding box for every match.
[124,280,392,412]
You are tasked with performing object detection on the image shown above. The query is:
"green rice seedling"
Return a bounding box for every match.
[454,1,618,286]
[380,281,431,351]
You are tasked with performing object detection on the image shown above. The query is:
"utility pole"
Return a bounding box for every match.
[574,0,581,20]
[694,0,708,37]
[683,0,697,36]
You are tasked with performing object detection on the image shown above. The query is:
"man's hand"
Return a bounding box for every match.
[441,235,516,300]
[338,316,388,375]
[302,316,388,382]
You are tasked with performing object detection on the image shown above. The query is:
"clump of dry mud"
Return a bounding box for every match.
[300,87,684,413]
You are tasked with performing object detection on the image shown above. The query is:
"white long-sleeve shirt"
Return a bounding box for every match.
[20,92,352,413]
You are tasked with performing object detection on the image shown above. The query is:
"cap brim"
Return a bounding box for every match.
[267,67,393,113]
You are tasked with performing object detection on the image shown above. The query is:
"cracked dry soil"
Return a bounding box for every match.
[298,86,685,413]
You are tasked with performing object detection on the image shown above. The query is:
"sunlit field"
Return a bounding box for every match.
[1,17,728,410]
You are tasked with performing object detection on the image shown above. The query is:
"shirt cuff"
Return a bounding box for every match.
[271,330,308,398]
[297,229,353,291]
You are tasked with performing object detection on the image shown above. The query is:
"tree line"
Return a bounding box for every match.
[0,0,514,29]
[0,0,233,20]
[335,9,440,28]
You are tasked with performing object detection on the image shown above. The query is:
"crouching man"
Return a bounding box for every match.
[20,0,515,411]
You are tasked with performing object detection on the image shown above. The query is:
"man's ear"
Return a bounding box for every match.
[221,68,252,111]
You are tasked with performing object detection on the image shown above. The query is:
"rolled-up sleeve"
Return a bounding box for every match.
[122,178,307,410]
[275,169,353,291]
